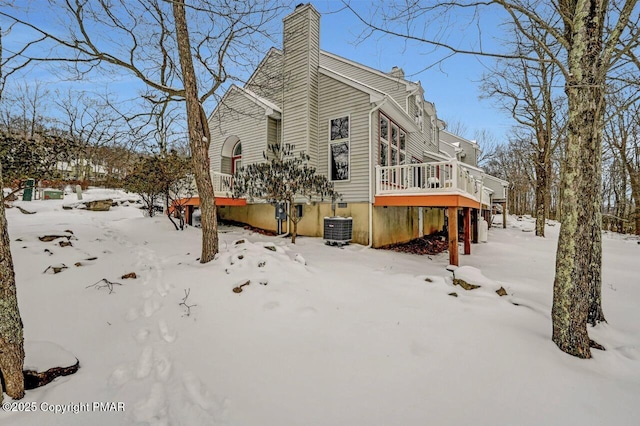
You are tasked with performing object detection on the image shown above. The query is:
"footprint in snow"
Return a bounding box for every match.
[143,299,162,317]
[154,351,172,382]
[108,365,131,388]
[158,319,177,343]
[133,383,168,425]
[136,346,154,379]
[135,327,151,343]
[125,307,139,322]
[156,280,170,297]
[183,372,213,410]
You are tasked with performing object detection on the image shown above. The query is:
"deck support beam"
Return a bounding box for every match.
[447,207,459,266]
[463,207,471,255]
[471,208,479,243]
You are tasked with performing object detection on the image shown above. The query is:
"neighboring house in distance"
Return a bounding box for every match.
[207,3,507,265]
[56,160,109,181]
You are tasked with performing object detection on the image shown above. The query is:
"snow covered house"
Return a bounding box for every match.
[206,3,507,265]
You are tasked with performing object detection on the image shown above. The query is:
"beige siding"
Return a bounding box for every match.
[320,53,410,109]
[265,118,281,161]
[208,91,269,174]
[282,5,320,166]
[245,49,283,108]
[318,74,372,202]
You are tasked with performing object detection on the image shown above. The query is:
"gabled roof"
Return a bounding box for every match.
[440,138,463,153]
[424,150,454,162]
[211,84,282,120]
[320,50,419,92]
[245,47,283,90]
[441,129,480,149]
[235,86,281,117]
[484,174,509,186]
[319,66,419,133]
[318,66,385,103]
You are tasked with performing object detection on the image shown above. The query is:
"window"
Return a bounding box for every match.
[379,113,407,167]
[329,116,350,181]
[231,141,242,174]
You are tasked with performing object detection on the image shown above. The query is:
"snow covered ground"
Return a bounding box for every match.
[1,189,639,425]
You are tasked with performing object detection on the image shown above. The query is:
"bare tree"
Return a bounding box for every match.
[0,27,25,404]
[473,128,502,168]
[54,90,124,181]
[171,0,218,260]
[0,0,289,263]
[481,26,566,237]
[345,0,640,357]
[605,89,640,234]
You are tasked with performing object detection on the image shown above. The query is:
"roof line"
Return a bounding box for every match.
[321,50,419,91]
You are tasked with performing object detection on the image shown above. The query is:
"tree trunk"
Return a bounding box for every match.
[290,203,298,244]
[552,0,607,357]
[628,172,640,235]
[534,159,547,237]
[172,0,218,263]
[553,86,595,356]
[587,122,606,326]
[0,164,25,402]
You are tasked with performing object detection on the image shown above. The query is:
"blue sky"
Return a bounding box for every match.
[312,1,514,143]
[1,1,514,145]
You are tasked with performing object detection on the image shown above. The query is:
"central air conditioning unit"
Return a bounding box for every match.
[323,217,353,246]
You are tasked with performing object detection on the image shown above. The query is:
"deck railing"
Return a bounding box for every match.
[375,160,484,202]
[212,172,234,197]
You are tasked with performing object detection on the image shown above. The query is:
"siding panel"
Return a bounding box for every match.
[319,74,372,202]
[208,91,269,176]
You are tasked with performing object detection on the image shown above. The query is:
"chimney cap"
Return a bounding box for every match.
[388,66,405,79]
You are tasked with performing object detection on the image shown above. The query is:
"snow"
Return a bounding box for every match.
[24,342,77,372]
[1,190,640,425]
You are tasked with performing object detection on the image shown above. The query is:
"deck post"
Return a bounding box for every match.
[186,205,193,226]
[447,206,459,266]
[463,207,471,254]
[471,208,478,243]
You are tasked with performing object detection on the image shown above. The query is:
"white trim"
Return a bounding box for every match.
[234,86,282,118]
[483,174,509,186]
[424,150,454,162]
[221,135,240,157]
[319,67,420,133]
[328,114,351,182]
[211,84,281,121]
[441,129,480,149]
[379,100,420,134]
[319,66,385,103]
[321,50,419,92]
[378,112,408,167]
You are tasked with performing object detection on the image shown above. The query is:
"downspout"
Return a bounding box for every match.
[406,85,422,239]
[367,97,388,248]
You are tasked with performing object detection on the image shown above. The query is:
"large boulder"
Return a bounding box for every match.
[85,199,113,211]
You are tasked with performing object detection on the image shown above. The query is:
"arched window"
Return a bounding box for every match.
[232,142,242,174]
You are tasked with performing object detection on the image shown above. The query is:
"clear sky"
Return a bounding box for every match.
[311,1,514,143]
[1,1,514,146]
